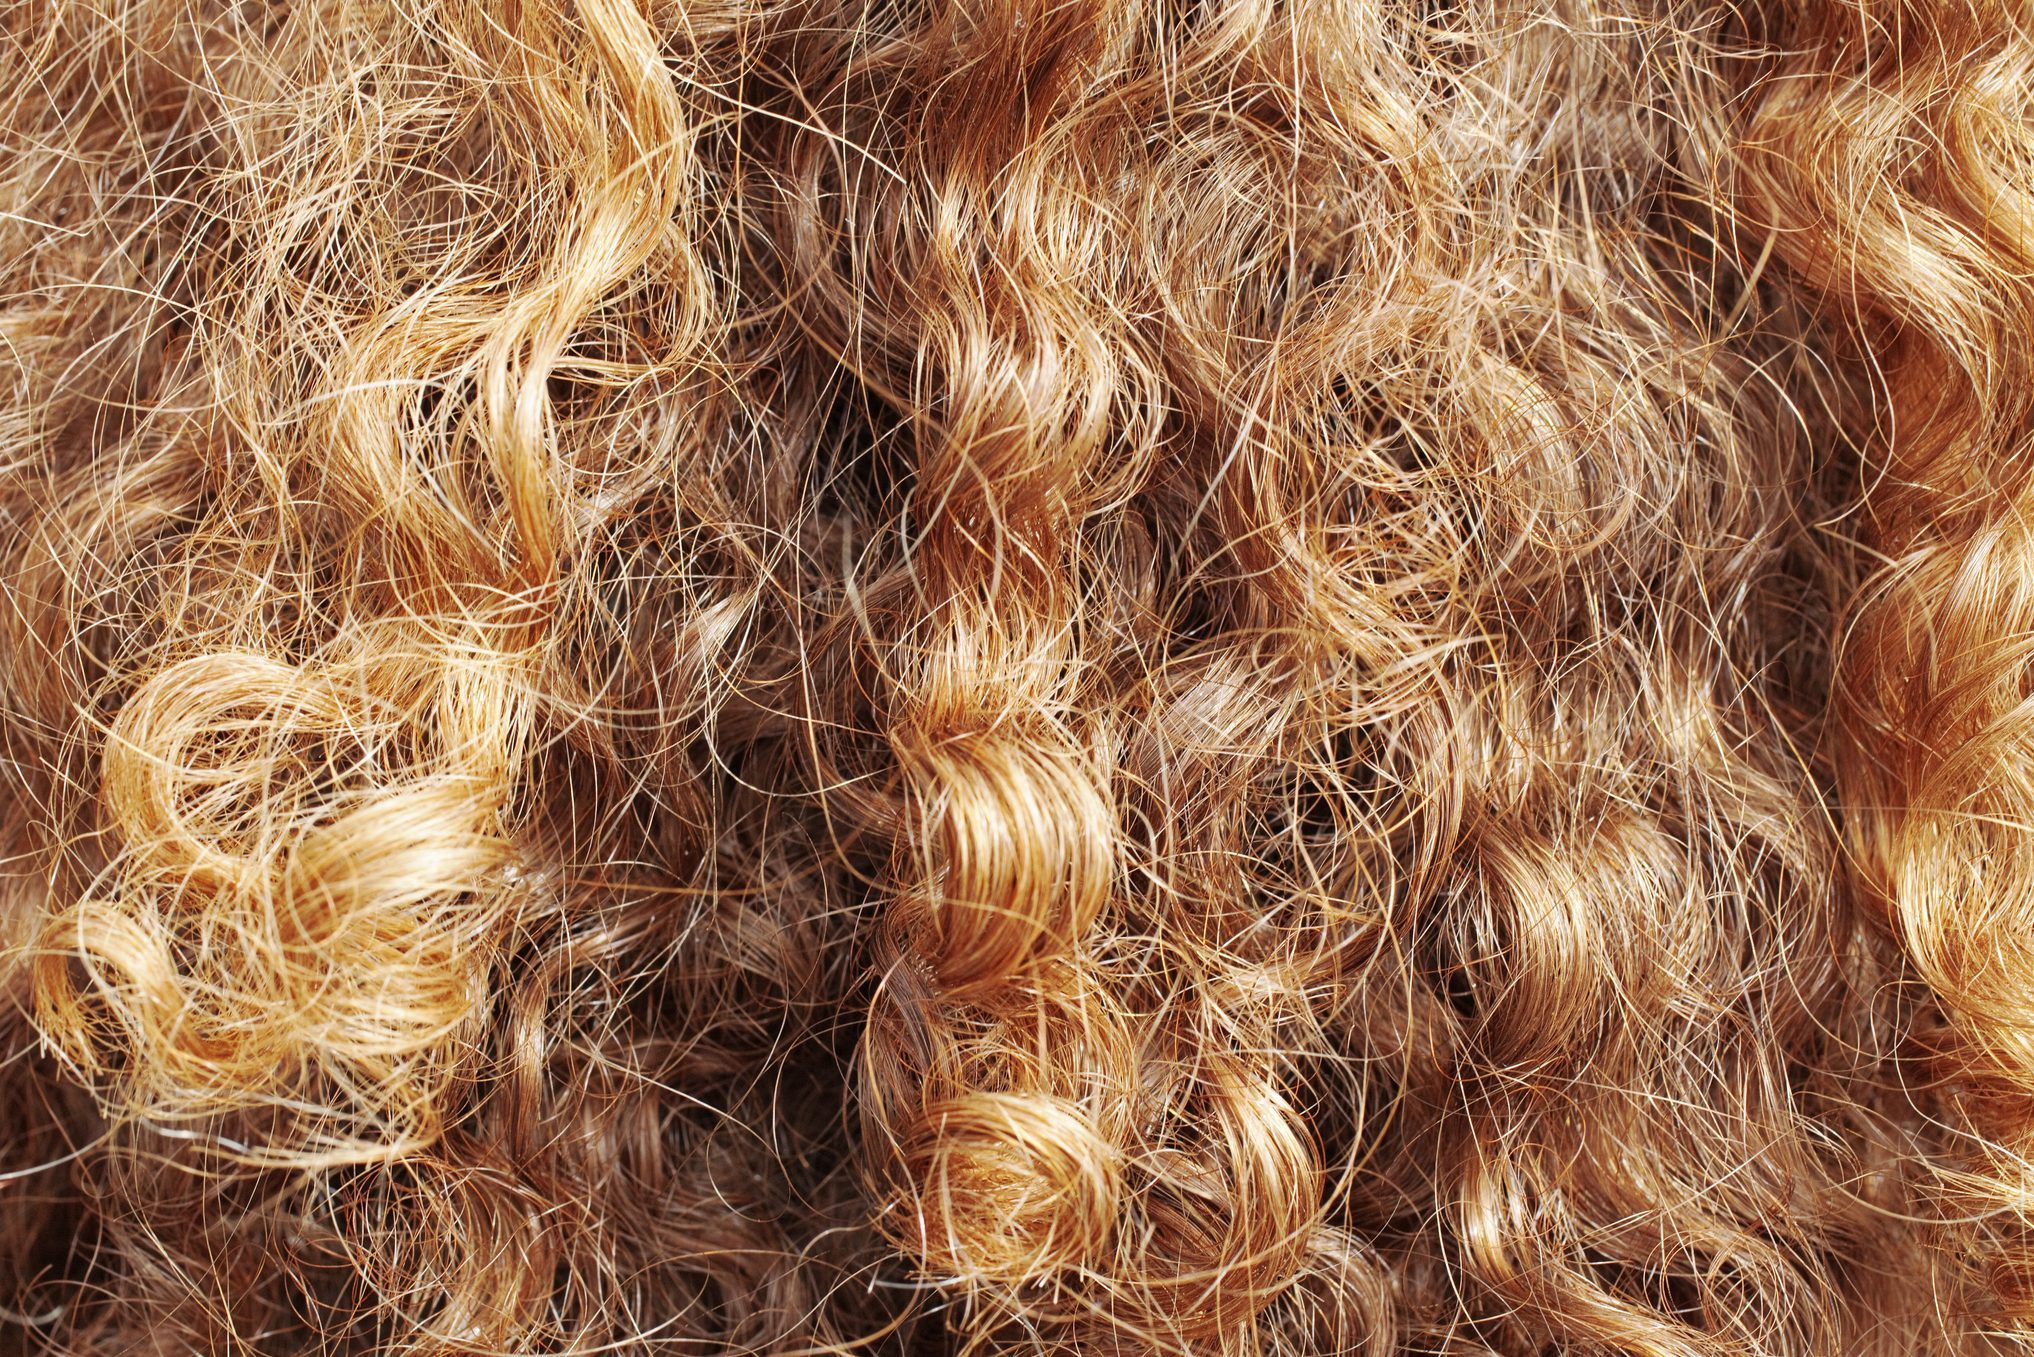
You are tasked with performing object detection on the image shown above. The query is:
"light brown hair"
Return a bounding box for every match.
[2,0,2032,1351]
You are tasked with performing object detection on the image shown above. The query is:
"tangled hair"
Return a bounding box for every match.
[5,0,2034,1350]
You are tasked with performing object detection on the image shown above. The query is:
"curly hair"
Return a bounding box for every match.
[2,0,2031,1351]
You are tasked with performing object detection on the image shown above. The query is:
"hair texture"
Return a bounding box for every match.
[1,0,2033,1351]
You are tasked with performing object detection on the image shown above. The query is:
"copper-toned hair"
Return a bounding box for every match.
[2,0,2031,1351]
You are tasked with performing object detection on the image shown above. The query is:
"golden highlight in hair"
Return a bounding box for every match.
[3,0,2033,1351]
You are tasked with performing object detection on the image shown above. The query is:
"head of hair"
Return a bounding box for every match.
[3,0,2033,1352]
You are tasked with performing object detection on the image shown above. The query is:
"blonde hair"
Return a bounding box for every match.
[2,0,2031,1351]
